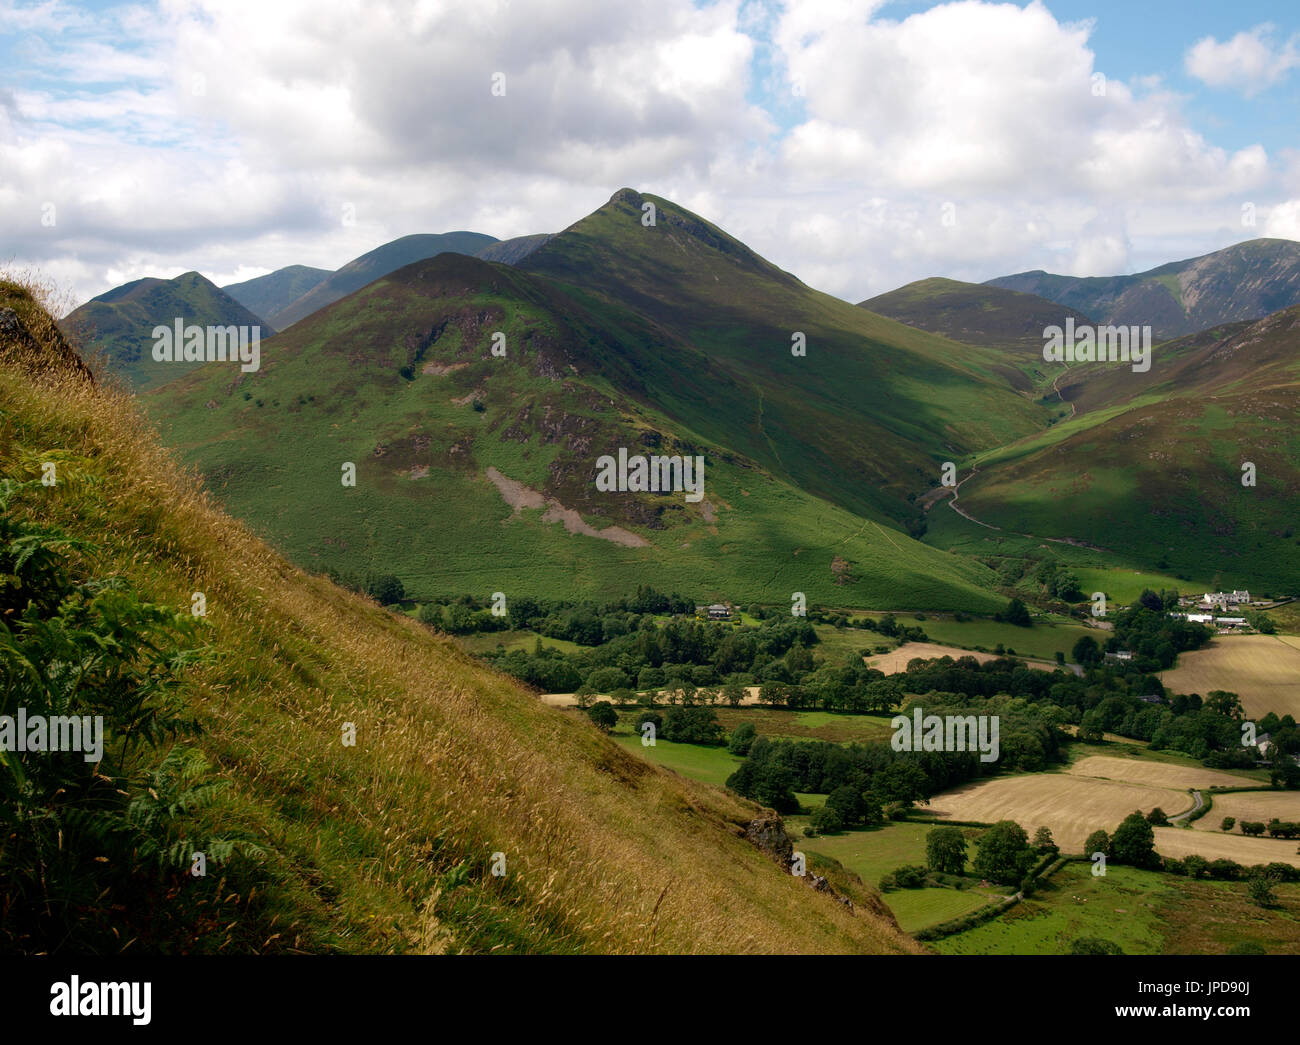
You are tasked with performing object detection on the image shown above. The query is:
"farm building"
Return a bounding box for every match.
[696,603,733,621]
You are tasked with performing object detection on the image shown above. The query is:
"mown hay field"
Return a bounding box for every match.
[1161,635,1300,719]
[927,756,1252,852]
[1192,791,1300,832]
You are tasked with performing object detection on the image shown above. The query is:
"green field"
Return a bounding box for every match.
[610,732,742,788]
[884,888,996,934]
[450,628,582,655]
[879,613,1095,661]
[715,707,896,744]
[934,860,1300,954]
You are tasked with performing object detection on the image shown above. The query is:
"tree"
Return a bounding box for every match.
[1084,829,1110,858]
[809,805,844,835]
[1111,811,1159,867]
[722,677,746,708]
[826,784,865,826]
[1001,598,1032,627]
[1221,817,1236,833]
[1145,807,1170,826]
[926,826,968,875]
[727,721,757,756]
[753,763,799,814]
[972,820,1035,886]
[1033,826,1057,853]
[1072,635,1102,666]
[366,573,405,605]
[585,701,617,732]
[1248,874,1277,908]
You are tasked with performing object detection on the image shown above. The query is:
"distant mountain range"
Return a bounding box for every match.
[859,277,1096,391]
[65,193,1300,600]
[986,238,1300,340]
[265,231,499,329]
[142,189,1053,610]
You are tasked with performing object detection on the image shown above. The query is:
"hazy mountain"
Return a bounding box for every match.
[268,231,498,329]
[224,264,331,321]
[63,271,274,391]
[986,238,1300,340]
[475,234,553,265]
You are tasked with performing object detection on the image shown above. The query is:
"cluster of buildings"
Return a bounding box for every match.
[1178,590,1251,611]
[1170,591,1254,633]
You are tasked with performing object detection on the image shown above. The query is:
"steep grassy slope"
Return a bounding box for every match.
[146,252,1004,611]
[0,278,919,954]
[269,232,497,329]
[224,265,332,320]
[63,271,274,391]
[987,239,1300,340]
[953,305,1300,593]
[518,189,1049,528]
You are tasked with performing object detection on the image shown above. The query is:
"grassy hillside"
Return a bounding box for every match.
[0,277,919,955]
[858,276,1096,390]
[145,252,1004,611]
[987,238,1300,340]
[519,189,1050,528]
[63,271,274,391]
[269,231,497,329]
[224,265,332,321]
[954,305,1300,593]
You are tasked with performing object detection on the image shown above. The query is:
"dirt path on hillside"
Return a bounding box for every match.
[926,466,1109,553]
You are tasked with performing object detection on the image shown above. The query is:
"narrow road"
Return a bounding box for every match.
[1170,790,1204,823]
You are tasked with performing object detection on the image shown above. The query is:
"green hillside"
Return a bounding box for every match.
[518,189,1049,528]
[146,251,1005,611]
[952,305,1300,593]
[1,276,918,955]
[858,276,1096,393]
[63,271,275,391]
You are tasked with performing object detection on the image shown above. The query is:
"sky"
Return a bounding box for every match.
[1,0,1298,309]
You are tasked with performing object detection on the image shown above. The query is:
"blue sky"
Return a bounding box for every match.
[1,0,1297,304]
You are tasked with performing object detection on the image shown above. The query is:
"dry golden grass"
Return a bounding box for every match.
[927,756,1254,852]
[1160,635,1300,719]
[1153,829,1300,868]
[865,641,1055,674]
[0,280,919,955]
[1067,756,1250,791]
[927,773,1186,852]
[1192,791,1300,832]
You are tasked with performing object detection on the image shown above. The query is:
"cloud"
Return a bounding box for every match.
[0,0,1293,308]
[1185,24,1300,96]
[1264,200,1300,241]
